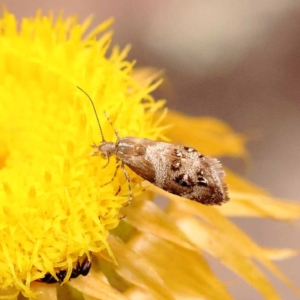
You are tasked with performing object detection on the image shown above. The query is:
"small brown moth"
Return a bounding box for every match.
[78,87,229,205]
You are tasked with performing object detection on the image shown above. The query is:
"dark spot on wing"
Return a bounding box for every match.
[173,149,182,157]
[174,173,194,187]
[196,170,208,186]
[171,159,181,171]
[184,146,196,153]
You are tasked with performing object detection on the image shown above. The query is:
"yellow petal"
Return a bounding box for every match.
[131,67,164,88]
[122,197,196,251]
[124,286,163,300]
[30,283,57,300]
[128,232,232,300]
[226,169,267,194]
[262,248,299,261]
[163,110,247,157]
[166,198,300,298]
[0,286,19,300]
[223,170,300,220]
[174,215,282,300]
[109,236,175,300]
[69,270,128,300]
[222,191,300,220]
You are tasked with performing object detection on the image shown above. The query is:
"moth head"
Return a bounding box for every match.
[90,142,115,159]
[97,141,116,159]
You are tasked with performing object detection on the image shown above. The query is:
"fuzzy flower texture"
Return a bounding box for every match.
[0,10,300,300]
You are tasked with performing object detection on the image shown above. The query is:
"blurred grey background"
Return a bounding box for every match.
[3,1,300,299]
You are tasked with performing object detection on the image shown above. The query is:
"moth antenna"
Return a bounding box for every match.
[77,86,105,142]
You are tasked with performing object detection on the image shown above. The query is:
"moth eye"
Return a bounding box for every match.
[100,153,107,159]
[175,173,193,187]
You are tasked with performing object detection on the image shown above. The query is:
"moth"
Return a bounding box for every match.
[78,87,229,205]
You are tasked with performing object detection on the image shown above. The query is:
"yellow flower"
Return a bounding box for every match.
[0,10,299,300]
[0,9,165,297]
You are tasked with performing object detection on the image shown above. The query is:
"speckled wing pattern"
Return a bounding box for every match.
[117,138,229,205]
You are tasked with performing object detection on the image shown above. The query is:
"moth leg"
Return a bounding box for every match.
[101,164,120,187]
[102,155,110,169]
[103,111,120,139]
[120,162,133,205]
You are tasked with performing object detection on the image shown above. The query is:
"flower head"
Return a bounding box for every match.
[0,10,165,297]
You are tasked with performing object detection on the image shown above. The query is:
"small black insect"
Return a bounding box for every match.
[39,256,92,284]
